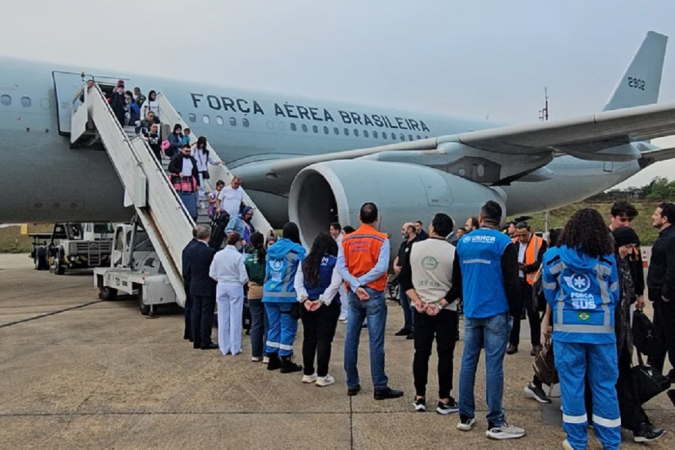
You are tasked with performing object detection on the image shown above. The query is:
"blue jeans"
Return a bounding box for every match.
[400,288,414,331]
[249,299,268,358]
[459,313,512,425]
[344,287,388,390]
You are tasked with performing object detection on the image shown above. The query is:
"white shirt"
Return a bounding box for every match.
[191,148,220,172]
[209,245,248,286]
[181,157,194,176]
[518,241,527,278]
[294,265,343,305]
[218,185,244,217]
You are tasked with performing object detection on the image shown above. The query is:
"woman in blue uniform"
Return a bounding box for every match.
[294,233,343,387]
[542,209,620,450]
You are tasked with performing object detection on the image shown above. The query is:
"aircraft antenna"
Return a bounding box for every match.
[538,87,549,121]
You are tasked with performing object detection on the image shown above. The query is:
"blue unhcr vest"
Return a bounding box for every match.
[304,255,337,300]
[456,228,512,319]
[262,238,306,303]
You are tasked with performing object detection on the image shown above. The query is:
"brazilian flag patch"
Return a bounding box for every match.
[578,312,590,321]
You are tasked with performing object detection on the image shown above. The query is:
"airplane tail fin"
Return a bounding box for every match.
[603,31,668,112]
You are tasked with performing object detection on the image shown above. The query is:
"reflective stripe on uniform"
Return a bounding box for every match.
[592,414,621,428]
[543,280,557,290]
[563,413,588,424]
[264,291,297,298]
[278,343,294,351]
[463,259,491,265]
[555,324,614,333]
[266,340,280,348]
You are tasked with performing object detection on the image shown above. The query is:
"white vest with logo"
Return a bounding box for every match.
[409,238,457,311]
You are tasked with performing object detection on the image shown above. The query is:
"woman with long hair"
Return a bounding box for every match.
[542,209,621,450]
[245,232,268,363]
[262,222,306,373]
[191,136,222,208]
[209,232,248,356]
[293,233,342,387]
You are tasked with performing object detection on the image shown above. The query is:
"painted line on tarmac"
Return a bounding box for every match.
[0,300,102,330]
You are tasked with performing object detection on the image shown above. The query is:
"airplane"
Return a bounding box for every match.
[1,31,675,249]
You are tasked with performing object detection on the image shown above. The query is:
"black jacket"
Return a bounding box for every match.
[111,91,126,113]
[182,238,198,289]
[514,237,548,279]
[186,241,217,298]
[647,225,675,302]
[168,153,200,186]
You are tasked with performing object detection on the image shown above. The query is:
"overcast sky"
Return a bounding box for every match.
[3,0,674,188]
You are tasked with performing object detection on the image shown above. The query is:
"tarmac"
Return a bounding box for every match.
[0,253,673,450]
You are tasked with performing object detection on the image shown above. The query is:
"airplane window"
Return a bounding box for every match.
[290,123,297,131]
[400,134,405,141]
[301,124,308,132]
[323,126,329,134]
[267,121,274,130]
[424,135,429,139]
[391,132,396,140]
[202,115,210,124]
[364,130,369,138]
[312,125,318,133]
[373,130,378,138]
[243,118,250,128]
[344,128,350,136]
[382,132,386,140]
[0,95,10,106]
[216,116,224,125]
[408,134,413,141]
[229,117,237,126]
[21,97,31,108]
[278,122,286,130]
[188,113,196,123]
[333,127,339,135]
[354,129,359,137]
[417,135,421,140]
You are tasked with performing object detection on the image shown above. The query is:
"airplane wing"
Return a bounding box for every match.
[235,101,675,191]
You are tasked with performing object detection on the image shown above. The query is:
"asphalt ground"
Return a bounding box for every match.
[0,254,673,449]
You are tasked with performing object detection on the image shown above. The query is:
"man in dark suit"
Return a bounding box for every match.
[186,224,218,350]
[182,227,199,342]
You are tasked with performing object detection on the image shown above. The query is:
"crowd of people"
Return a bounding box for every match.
[178,195,675,447]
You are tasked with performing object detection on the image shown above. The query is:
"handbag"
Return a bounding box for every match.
[531,267,547,312]
[632,309,655,358]
[631,352,671,405]
[201,170,210,180]
[532,338,558,386]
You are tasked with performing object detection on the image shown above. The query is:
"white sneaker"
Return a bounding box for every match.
[262,356,269,364]
[302,373,318,383]
[316,374,335,387]
[486,422,526,440]
[338,314,348,322]
[457,415,476,431]
[251,356,262,362]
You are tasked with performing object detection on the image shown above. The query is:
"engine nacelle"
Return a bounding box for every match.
[289,160,507,248]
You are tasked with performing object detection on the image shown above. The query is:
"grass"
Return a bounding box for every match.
[0,224,53,253]
[509,201,661,245]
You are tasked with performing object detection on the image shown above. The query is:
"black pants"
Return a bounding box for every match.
[301,300,340,377]
[617,345,650,431]
[183,284,193,340]
[191,295,215,348]
[650,299,675,373]
[114,109,125,126]
[509,280,541,347]
[413,309,458,399]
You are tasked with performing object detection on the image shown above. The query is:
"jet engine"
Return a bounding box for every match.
[289,160,507,248]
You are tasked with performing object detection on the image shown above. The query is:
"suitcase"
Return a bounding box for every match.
[178,192,198,221]
[209,211,231,250]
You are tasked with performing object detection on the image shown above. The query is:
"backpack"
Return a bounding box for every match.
[632,309,655,358]
[245,252,266,286]
[531,267,547,312]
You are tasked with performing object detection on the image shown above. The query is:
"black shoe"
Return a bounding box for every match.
[530,345,542,357]
[374,387,404,400]
[183,333,191,341]
[524,382,551,404]
[267,353,281,371]
[200,342,218,350]
[348,384,361,396]
[394,328,411,336]
[413,397,426,412]
[634,423,667,443]
[406,333,414,340]
[437,397,459,415]
[280,355,303,373]
[506,344,518,355]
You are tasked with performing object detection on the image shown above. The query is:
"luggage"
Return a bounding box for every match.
[632,309,655,358]
[178,192,198,221]
[533,338,558,386]
[632,352,671,405]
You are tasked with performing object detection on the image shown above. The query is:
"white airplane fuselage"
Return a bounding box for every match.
[0,57,642,226]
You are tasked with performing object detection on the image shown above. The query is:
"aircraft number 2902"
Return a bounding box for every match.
[627,77,645,91]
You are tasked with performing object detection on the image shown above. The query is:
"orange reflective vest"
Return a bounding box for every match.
[341,224,388,292]
[512,235,544,285]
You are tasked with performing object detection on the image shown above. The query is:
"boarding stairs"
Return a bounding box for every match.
[69,84,273,307]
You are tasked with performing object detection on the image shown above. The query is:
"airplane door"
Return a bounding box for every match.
[52,71,130,135]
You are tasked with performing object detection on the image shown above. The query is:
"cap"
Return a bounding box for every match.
[117,79,125,87]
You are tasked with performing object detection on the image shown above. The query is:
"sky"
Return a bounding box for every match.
[2,0,674,188]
